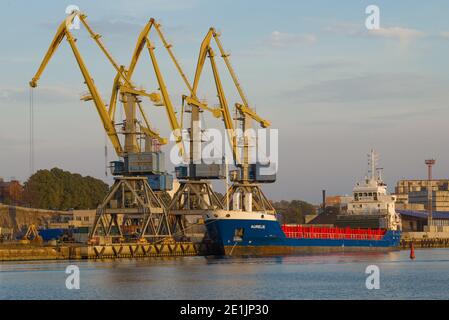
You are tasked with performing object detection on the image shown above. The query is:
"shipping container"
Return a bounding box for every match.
[147,173,173,191]
[126,152,164,174]
[189,163,226,179]
[175,165,188,179]
[110,161,125,175]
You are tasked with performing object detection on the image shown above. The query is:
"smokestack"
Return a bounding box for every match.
[322,189,326,213]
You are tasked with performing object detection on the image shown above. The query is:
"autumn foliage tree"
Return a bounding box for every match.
[23,168,109,210]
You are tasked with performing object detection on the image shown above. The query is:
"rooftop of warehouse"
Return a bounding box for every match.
[397,210,449,220]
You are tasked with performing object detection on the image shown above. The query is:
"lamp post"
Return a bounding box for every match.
[425,159,436,227]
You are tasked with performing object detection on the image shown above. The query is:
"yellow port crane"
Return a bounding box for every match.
[183,28,237,164]
[29,11,175,243]
[186,27,272,182]
[20,224,43,244]
[123,19,228,232]
[29,10,165,158]
[186,27,275,213]
[109,18,192,157]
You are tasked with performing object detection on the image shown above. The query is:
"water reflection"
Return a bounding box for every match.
[1,249,449,300]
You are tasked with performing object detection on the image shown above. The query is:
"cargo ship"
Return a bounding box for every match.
[204,150,402,256]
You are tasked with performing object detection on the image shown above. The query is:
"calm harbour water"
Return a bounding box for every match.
[1,248,449,300]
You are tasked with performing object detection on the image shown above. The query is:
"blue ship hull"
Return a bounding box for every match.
[205,218,402,256]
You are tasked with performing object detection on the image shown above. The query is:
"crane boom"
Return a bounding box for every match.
[207,47,237,161]
[213,31,250,108]
[189,27,273,184]
[192,29,214,95]
[154,22,193,94]
[191,28,270,129]
[120,18,193,157]
[145,37,184,155]
[29,12,123,156]
[78,13,130,87]
[127,19,154,78]
[235,103,271,128]
[188,29,239,162]
[29,13,75,88]
[30,11,168,157]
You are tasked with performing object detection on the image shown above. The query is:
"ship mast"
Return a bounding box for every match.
[368,149,378,180]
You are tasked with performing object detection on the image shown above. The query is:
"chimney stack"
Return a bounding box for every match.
[322,189,326,213]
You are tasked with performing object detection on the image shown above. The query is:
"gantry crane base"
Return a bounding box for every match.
[168,180,224,240]
[88,176,173,244]
[224,183,275,214]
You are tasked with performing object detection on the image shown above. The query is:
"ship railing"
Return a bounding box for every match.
[283,232,384,241]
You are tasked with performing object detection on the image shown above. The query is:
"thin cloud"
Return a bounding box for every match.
[368,27,426,44]
[303,59,360,71]
[40,15,196,45]
[269,31,317,47]
[324,22,360,36]
[284,73,448,104]
[0,86,79,104]
[440,32,449,39]
[325,22,426,44]
[89,18,142,37]
[103,0,201,16]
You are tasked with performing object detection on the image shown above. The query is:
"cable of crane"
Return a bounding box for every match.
[29,87,35,176]
[104,131,108,177]
[200,107,208,141]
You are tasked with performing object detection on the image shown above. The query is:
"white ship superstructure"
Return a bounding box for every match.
[341,150,402,231]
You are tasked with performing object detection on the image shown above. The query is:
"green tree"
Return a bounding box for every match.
[273,199,316,224]
[23,168,109,210]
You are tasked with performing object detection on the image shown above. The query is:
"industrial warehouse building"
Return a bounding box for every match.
[397,210,449,232]
[395,179,449,211]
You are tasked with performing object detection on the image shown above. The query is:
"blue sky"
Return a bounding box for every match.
[1,0,449,202]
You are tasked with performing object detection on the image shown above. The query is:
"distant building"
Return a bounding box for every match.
[0,227,14,241]
[398,210,449,232]
[48,210,96,229]
[47,210,97,243]
[395,179,449,211]
[395,179,449,194]
[325,196,342,207]
[0,178,23,204]
[308,196,343,225]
